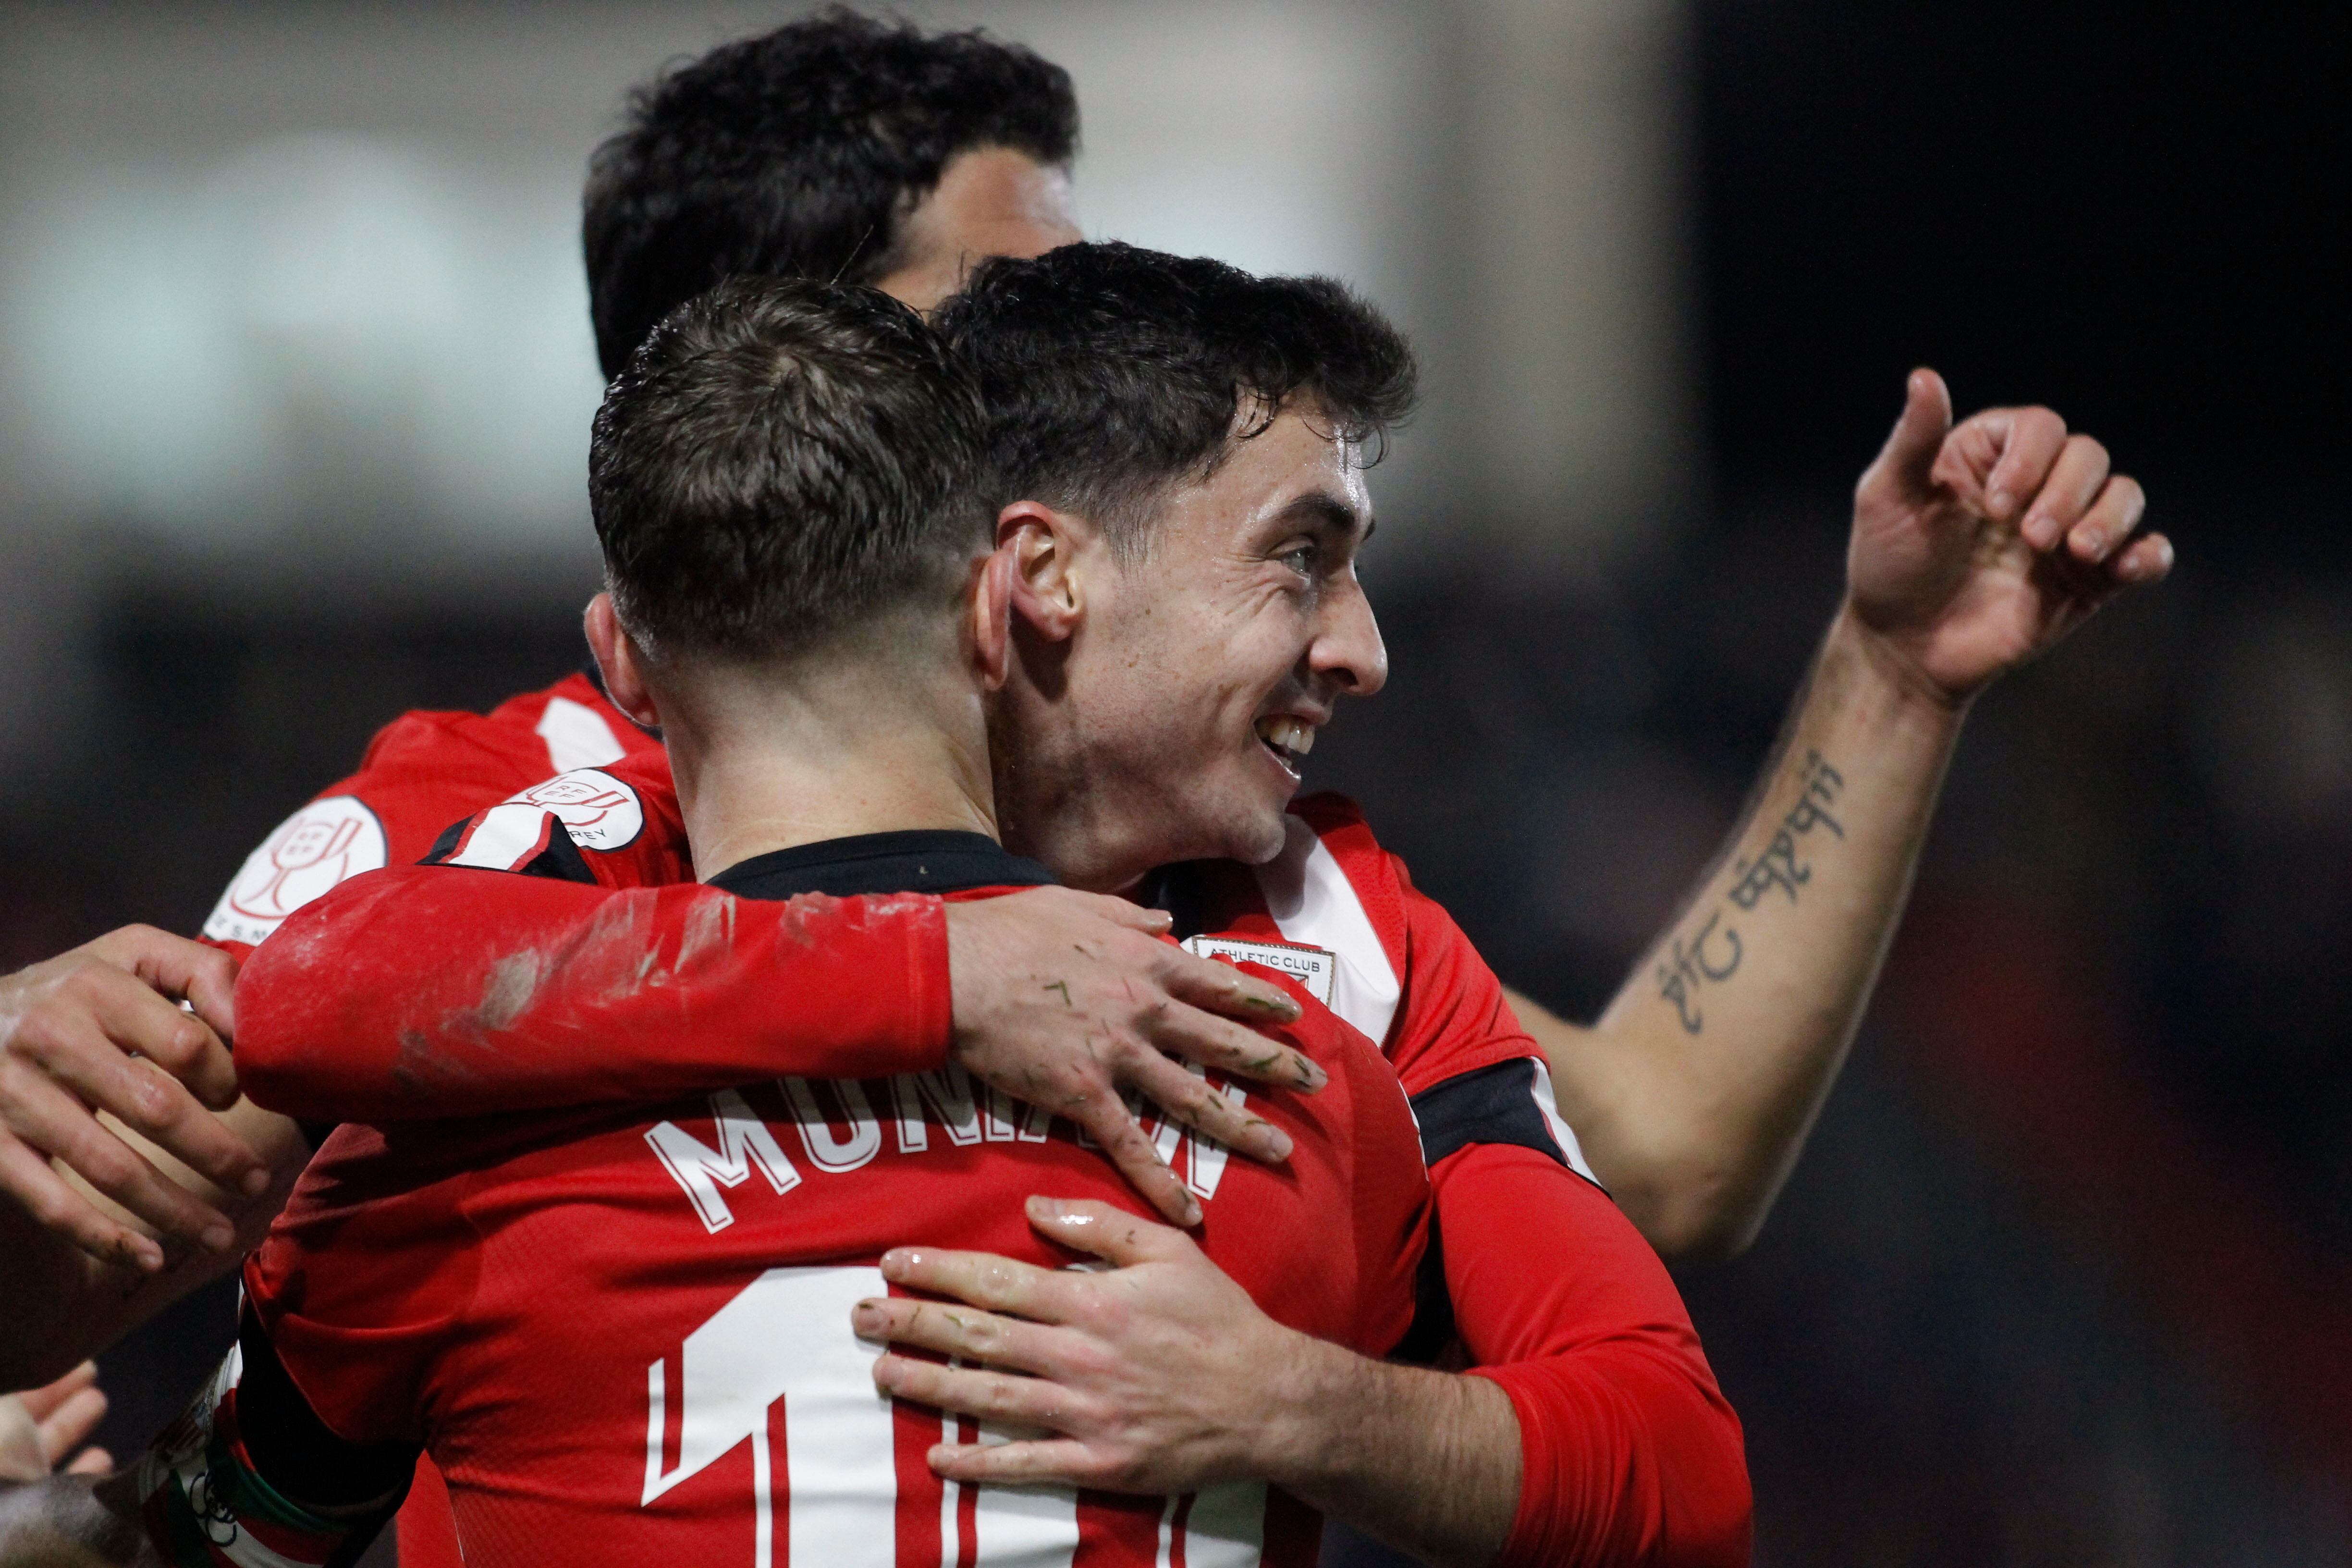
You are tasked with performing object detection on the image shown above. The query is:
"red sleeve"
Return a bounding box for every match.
[242,1127,478,1445]
[200,677,657,960]
[1438,1142,1752,1568]
[235,863,951,1122]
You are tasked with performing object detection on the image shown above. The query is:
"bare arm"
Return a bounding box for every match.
[1258,1348,1520,1566]
[1515,611,1958,1257]
[1522,370,2169,1258]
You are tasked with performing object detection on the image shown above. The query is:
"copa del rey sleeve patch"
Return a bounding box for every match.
[441,768,646,871]
[203,796,389,947]
[1181,935,1337,1008]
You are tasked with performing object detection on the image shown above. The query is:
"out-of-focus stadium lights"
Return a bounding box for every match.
[0,0,1694,578]
[0,3,1436,555]
[6,133,600,541]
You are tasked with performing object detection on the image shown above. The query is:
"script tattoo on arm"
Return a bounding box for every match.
[1655,751,1846,1034]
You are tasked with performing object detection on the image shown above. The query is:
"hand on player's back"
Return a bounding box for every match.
[944,888,1322,1227]
[857,1196,1303,1494]
[1846,368,2171,704]
[0,927,265,1270]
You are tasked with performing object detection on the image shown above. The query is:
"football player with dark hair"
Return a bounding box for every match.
[0,8,2163,1562]
[583,6,1081,374]
[1,7,1274,1317]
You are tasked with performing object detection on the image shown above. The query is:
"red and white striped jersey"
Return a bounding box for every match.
[1143,796,1596,1177]
[233,758,1749,1567]
[199,671,660,1568]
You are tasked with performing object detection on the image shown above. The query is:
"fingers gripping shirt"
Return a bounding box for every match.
[223,833,1432,1568]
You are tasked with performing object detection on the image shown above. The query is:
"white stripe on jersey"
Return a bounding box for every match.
[1525,1058,1602,1186]
[1250,810,1605,1188]
[1249,815,1402,1050]
[645,1266,899,1567]
[444,802,558,872]
[536,694,628,774]
[1184,1482,1268,1568]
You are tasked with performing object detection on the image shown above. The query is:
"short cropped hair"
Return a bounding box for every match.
[932,242,1419,559]
[590,276,991,664]
[584,8,1079,379]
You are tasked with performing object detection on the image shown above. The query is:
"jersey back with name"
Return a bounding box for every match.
[246,888,1429,1568]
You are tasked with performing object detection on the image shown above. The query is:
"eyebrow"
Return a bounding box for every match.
[1279,490,1375,543]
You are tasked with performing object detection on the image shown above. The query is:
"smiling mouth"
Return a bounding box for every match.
[1254,715,1316,773]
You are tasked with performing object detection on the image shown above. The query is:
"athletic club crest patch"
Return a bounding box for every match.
[1180,935,1337,1008]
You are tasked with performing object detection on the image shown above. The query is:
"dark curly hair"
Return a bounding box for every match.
[583,8,1079,380]
[591,276,991,663]
[934,242,1419,558]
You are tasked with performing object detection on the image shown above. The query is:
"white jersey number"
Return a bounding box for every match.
[644,1266,1263,1568]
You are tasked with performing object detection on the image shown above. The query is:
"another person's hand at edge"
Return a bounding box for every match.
[0,927,269,1270]
[0,1365,110,1483]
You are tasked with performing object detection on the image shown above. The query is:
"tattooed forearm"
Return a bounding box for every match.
[1729,751,1844,910]
[1655,751,1847,1034]
[1656,911,1743,1033]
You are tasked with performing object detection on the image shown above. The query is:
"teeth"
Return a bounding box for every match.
[1256,717,1316,757]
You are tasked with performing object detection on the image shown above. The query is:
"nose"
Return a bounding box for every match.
[1313,574,1388,698]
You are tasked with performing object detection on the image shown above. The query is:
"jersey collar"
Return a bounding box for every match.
[707,830,1054,901]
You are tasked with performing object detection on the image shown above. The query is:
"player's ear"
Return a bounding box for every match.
[583,593,663,728]
[968,544,1017,690]
[998,500,1084,643]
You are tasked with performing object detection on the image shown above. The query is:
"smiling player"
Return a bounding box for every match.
[0,10,2165,1562]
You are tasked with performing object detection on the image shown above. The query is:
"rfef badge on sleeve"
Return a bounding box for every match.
[1180,936,1336,1008]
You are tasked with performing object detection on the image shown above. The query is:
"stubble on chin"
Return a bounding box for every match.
[1224,801,1294,868]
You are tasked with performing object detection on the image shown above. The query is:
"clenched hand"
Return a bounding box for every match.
[1847,368,2170,705]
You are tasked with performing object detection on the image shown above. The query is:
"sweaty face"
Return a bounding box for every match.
[874,147,1081,310]
[1076,409,1388,874]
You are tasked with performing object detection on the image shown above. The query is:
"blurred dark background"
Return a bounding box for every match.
[2,1,2346,1563]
